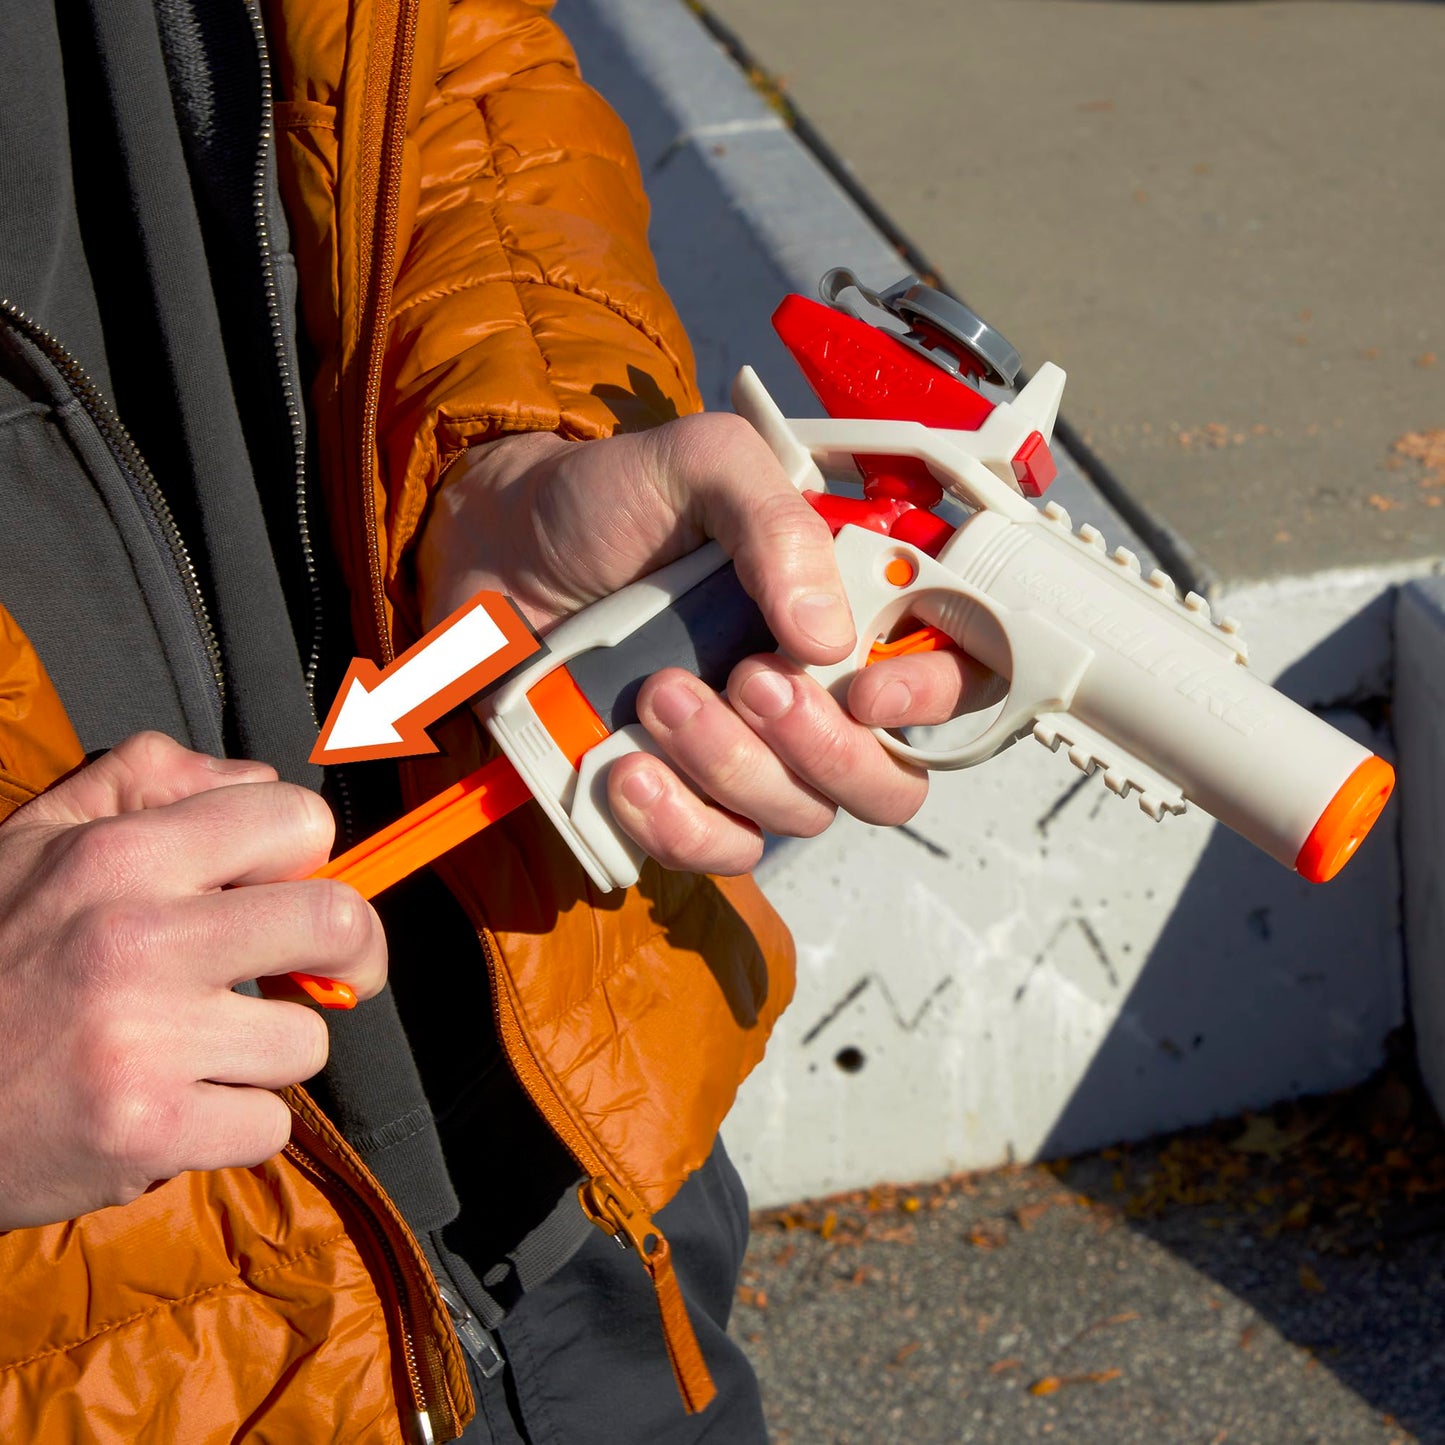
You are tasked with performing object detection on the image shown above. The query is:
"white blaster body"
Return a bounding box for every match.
[736,364,1392,885]
[481,363,1392,892]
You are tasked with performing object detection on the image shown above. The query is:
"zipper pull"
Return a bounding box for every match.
[436,1279,506,1380]
[579,1176,718,1415]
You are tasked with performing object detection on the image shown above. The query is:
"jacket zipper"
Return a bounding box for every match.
[354,0,713,1413]
[0,299,226,713]
[476,926,718,1413]
[357,0,421,665]
[284,1134,456,1443]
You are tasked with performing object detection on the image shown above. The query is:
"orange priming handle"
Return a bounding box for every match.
[286,754,532,1009]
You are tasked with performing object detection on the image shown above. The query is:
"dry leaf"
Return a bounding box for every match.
[989,1358,1023,1375]
[1298,1264,1326,1294]
[1030,1368,1122,1396]
[966,1219,1009,1250]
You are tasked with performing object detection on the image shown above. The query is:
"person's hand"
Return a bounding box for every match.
[417,416,977,874]
[0,732,388,1230]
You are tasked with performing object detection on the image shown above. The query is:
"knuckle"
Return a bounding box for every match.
[68,899,161,986]
[64,815,147,889]
[270,784,335,861]
[671,408,753,463]
[106,1173,156,1210]
[86,1072,179,1175]
[222,1091,293,1169]
[857,773,927,828]
[250,1095,293,1163]
[698,731,763,802]
[795,712,855,783]
[311,880,373,959]
[295,1008,331,1080]
[790,801,837,840]
[119,730,183,771]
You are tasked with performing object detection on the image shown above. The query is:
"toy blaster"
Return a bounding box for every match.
[292,269,1395,1009]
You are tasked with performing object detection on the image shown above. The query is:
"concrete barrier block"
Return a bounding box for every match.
[1396,577,1445,1117]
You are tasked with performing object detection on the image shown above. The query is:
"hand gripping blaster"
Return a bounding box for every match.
[479,272,1394,892]
[302,271,1395,996]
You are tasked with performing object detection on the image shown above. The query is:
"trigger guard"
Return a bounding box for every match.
[805,528,1089,770]
[868,609,1086,770]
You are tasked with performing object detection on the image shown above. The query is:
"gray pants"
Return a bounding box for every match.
[460,1143,768,1444]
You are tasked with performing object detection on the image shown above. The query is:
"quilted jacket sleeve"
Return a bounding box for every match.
[379,0,704,582]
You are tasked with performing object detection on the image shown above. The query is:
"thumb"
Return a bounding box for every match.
[26,731,277,826]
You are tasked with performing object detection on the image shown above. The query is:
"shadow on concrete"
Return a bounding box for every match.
[1062,1054,1445,1442]
[1039,599,1399,1164]
[1037,607,1421,1429]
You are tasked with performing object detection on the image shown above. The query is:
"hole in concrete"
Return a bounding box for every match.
[835,1046,866,1074]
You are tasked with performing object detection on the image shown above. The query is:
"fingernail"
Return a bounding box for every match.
[872,679,912,722]
[205,755,266,773]
[652,682,703,731]
[792,592,854,651]
[740,670,794,720]
[621,766,663,807]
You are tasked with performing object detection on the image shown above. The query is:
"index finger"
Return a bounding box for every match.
[659,414,856,667]
[87,779,334,896]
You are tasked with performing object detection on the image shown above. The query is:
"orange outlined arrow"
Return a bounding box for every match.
[310,591,542,764]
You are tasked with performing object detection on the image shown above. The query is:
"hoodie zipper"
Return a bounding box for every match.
[244,0,323,711]
[0,298,226,713]
[243,0,359,846]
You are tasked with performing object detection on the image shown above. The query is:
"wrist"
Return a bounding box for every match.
[419,431,575,630]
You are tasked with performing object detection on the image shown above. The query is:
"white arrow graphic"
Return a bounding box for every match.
[311,591,542,764]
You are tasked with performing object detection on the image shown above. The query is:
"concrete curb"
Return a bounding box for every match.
[564,0,1423,1207]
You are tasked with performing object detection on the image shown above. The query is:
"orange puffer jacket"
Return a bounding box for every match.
[0,0,795,1439]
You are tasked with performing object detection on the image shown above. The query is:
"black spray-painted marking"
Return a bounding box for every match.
[801,974,955,1047]
[1035,774,1093,836]
[1014,915,1120,1003]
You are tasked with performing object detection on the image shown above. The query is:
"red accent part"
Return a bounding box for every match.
[857,460,944,510]
[776,293,991,520]
[1011,430,1057,498]
[888,507,955,557]
[805,490,910,536]
[773,294,996,432]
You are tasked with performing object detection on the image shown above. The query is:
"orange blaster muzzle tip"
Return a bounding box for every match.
[1295,755,1396,884]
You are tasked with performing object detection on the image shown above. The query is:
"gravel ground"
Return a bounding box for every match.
[735,1061,1445,1444]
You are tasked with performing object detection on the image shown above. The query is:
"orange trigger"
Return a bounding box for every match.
[866,624,956,666]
